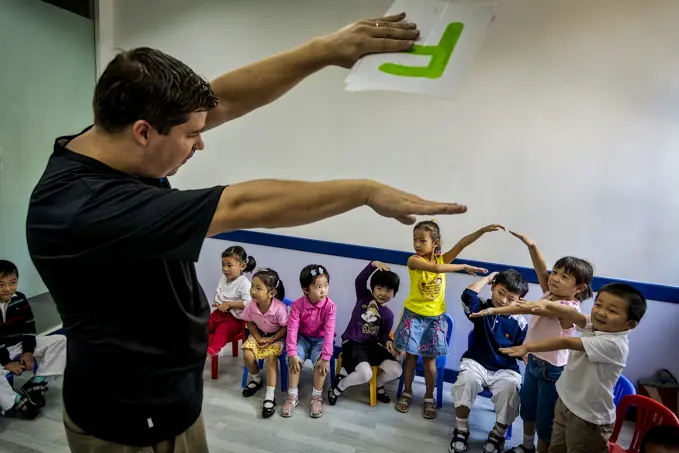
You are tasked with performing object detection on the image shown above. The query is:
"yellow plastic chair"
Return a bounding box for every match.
[336,352,380,406]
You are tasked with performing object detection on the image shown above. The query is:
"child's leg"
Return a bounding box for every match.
[535,364,562,453]
[337,362,372,391]
[376,359,402,387]
[422,356,436,399]
[0,373,18,413]
[449,359,487,452]
[402,353,419,395]
[23,334,67,408]
[510,356,540,453]
[242,348,263,397]
[548,398,568,453]
[208,312,243,356]
[550,397,612,453]
[281,337,309,418]
[208,309,219,334]
[264,354,278,396]
[487,370,522,435]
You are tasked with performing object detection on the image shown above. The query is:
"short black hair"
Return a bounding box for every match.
[222,246,256,273]
[300,264,330,289]
[94,47,218,135]
[641,425,679,453]
[553,256,594,301]
[0,260,18,279]
[252,268,285,301]
[493,269,529,297]
[597,282,647,323]
[370,270,400,294]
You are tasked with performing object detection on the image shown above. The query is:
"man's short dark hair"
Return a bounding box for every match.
[94,47,218,135]
[597,282,647,323]
[0,260,18,279]
[493,269,529,297]
[641,425,679,453]
[370,269,400,294]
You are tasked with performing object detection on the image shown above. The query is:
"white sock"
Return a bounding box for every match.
[312,388,322,397]
[523,433,535,449]
[456,416,469,432]
[265,386,275,401]
[288,388,298,398]
[492,424,507,437]
[249,372,262,383]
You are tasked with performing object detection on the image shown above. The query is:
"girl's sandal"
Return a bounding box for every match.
[422,399,437,419]
[395,392,412,413]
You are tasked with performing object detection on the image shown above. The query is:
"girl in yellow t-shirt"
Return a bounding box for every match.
[393,220,504,419]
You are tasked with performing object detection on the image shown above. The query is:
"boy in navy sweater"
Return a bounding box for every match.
[450,270,529,453]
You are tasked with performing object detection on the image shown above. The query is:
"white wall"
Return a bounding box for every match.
[100,0,679,286]
[198,238,679,386]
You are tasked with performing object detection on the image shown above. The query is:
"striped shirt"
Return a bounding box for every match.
[0,291,36,365]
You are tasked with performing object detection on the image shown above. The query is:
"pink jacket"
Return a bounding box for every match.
[286,295,336,361]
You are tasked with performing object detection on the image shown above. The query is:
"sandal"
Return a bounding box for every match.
[262,399,276,419]
[376,386,391,404]
[242,379,263,397]
[422,398,437,419]
[395,392,412,413]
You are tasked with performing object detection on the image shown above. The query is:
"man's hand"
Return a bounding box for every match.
[315,359,330,378]
[464,265,489,277]
[317,13,420,68]
[289,356,303,374]
[372,261,390,271]
[4,361,25,375]
[499,345,529,358]
[510,230,535,247]
[20,352,35,371]
[366,181,467,225]
[217,302,231,312]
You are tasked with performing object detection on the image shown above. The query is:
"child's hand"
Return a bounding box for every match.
[509,230,535,247]
[487,271,499,283]
[217,302,231,312]
[386,340,399,357]
[315,359,329,378]
[464,265,488,277]
[4,361,25,375]
[20,352,35,371]
[516,300,551,316]
[469,308,495,318]
[499,345,528,357]
[479,224,506,234]
[372,261,390,271]
[289,356,302,374]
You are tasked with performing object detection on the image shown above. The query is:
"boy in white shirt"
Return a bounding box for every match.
[493,282,646,453]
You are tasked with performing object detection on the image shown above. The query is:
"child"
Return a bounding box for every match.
[241,268,288,418]
[282,264,336,419]
[207,246,256,357]
[502,231,594,453]
[329,261,402,405]
[394,221,501,420]
[494,283,647,453]
[0,260,66,419]
[450,269,530,453]
[641,425,679,453]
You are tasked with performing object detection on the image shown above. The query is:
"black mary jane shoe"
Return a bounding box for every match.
[242,380,263,397]
[262,399,277,418]
[376,386,391,404]
[328,374,345,406]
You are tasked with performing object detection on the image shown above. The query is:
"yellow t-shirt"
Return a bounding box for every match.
[403,255,446,317]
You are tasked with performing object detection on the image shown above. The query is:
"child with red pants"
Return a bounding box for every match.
[208,246,256,357]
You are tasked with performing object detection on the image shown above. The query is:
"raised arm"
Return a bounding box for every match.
[442,224,505,264]
[207,179,466,237]
[500,337,584,358]
[461,273,498,318]
[355,262,377,300]
[510,231,549,293]
[408,255,488,276]
[205,13,419,129]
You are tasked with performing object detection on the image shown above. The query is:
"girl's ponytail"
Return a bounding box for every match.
[244,255,256,274]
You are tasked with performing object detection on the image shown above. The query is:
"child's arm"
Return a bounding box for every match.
[509,231,549,293]
[500,337,585,358]
[285,302,301,358]
[355,262,380,300]
[520,300,587,329]
[408,256,488,276]
[320,303,337,362]
[270,326,288,343]
[246,321,263,343]
[461,273,498,318]
[442,224,505,264]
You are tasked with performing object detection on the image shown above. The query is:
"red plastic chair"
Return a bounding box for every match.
[211,321,247,380]
[609,394,679,453]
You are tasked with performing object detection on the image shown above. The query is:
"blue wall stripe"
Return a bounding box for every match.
[213,230,679,304]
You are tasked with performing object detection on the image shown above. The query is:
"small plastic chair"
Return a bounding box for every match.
[464,331,513,440]
[614,374,635,406]
[335,353,380,406]
[609,394,679,453]
[396,312,454,409]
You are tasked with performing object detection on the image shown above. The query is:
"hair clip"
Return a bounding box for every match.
[275,280,280,288]
[311,269,317,276]
[318,268,324,274]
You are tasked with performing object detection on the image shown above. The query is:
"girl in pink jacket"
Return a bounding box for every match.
[281,264,336,419]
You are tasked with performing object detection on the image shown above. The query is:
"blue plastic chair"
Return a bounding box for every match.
[466,331,513,440]
[614,374,635,405]
[396,312,454,409]
[240,297,337,392]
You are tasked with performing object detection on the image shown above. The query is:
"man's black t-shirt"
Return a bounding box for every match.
[26,129,225,446]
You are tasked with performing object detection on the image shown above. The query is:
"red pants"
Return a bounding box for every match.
[208,310,245,356]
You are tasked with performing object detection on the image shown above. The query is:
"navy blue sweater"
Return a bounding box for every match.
[461,289,527,373]
[0,292,37,365]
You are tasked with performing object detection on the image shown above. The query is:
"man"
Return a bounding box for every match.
[26,12,467,452]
